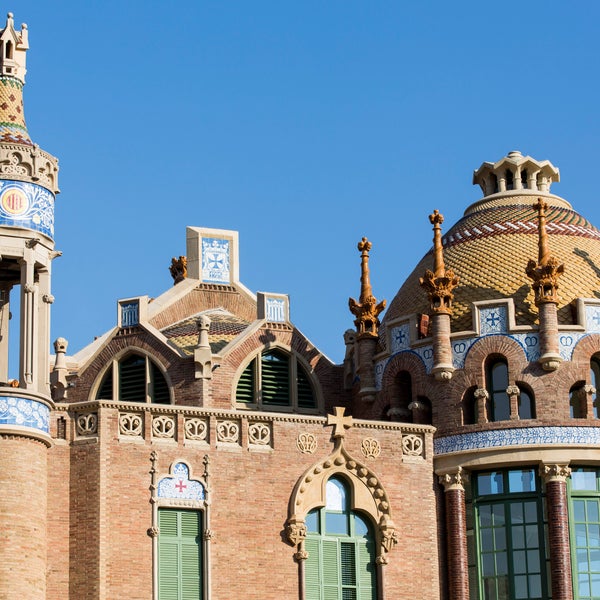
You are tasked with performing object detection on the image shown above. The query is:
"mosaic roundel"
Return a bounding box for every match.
[0,180,55,238]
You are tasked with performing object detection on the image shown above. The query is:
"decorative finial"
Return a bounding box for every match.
[348,237,386,337]
[326,407,353,439]
[526,199,564,305]
[169,256,187,284]
[420,210,459,314]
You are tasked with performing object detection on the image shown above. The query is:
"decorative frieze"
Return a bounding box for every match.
[248,422,271,446]
[184,417,208,442]
[76,412,97,436]
[216,419,240,444]
[119,412,143,437]
[402,433,424,458]
[152,415,175,439]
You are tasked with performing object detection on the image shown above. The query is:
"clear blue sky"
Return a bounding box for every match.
[16,1,600,364]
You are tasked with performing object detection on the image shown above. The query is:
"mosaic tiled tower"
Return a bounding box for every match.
[0,12,59,599]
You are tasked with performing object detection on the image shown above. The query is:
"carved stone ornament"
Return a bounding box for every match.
[540,463,571,484]
[506,385,520,397]
[296,432,317,454]
[76,412,98,436]
[474,388,489,400]
[248,422,271,446]
[438,467,469,492]
[294,550,309,561]
[184,417,208,442]
[147,526,159,538]
[327,406,353,439]
[119,412,143,437]
[348,238,386,338]
[402,433,424,457]
[216,420,239,443]
[152,415,175,439]
[204,529,214,541]
[285,520,307,546]
[360,437,381,459]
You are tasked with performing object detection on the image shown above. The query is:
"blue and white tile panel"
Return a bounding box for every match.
[377,327,595,391]
[0,395,50,434]
[435,426,600,456]
[479,306,508,334]
[0,180,55,238]
[202,237,230,284]
[157,462,205,501]
[586,305,600,333]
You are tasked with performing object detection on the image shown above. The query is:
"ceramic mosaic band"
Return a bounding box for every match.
[0,179,54,238]
[0,394,50,434]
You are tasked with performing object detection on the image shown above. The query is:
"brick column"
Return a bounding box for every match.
[540,464,573,600]
[439,467,470,600]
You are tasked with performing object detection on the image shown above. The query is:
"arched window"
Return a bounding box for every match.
[570,383,586,419]
[462,386,477,425]
[486,358,509,421]
[388,370,412,422]
[235,349,317,411]
[517,383,535,419]
[505,168,514,190]
[521,169,528,189]
[305,478,376,600]
[591,356,600,418]
[95,352,170,404]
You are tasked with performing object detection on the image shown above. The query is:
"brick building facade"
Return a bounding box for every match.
[1,11,600,600]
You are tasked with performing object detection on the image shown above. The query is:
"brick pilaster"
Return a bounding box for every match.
[439,468,469,600]
[540,464,573,600]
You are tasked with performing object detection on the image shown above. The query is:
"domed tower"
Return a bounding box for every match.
[0,12,59,598]
[375,151,600,599]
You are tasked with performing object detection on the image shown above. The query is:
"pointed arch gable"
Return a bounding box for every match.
[286,441,397,563]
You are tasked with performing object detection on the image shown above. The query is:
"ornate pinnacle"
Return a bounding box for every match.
[169,256,187,285]
[420,210,459,314]
[348,237,386,337]
[526,199,564,305]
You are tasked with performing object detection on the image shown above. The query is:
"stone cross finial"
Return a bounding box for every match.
[420,210,459,314]
[526,198,565,305]
[326,407,353,438]
[348,238,386,337]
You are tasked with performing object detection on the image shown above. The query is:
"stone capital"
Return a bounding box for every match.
[540,463,571,484]
[506,385,520,396]
[474,388,489,400]
[438,467,469,492]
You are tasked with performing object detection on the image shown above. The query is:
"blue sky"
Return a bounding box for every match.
[15,1,600,364]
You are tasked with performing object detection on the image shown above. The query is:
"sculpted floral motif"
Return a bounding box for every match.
[360,437,381,459]
[184,417,208,441]
[249,422,271,446]
[286,521,307,546]
[119,412,143,437]
[216,420,239,443]
[76,412,97,436]
[402,433,423,457]
[296,432,317,454]
[152,415,175,439]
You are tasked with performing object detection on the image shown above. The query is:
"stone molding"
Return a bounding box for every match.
[0,143,59,193]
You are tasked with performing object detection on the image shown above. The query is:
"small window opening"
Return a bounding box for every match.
[505,169,514,191]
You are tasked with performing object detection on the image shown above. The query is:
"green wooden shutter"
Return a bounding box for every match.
[151,362,170,404]
[323,539,340,600]
[158,509,202,600]
[96,369,113,400]
[236,360,255,403]
[357,540,376,600]
[119,355,146,402]
[305,538,322,600]
[297,362,316,408]
[261,351,290,406]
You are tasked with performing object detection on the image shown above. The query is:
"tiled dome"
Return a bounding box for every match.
[384,153,600,333]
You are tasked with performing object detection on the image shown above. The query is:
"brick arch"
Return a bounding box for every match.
[572,333,600,366]
[374,351,428,420]
[73,332,183,403]
[462,335,528,388]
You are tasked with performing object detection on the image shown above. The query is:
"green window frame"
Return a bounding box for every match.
[305,477,376,600]
[568,467,600,599]
[95,352,170,404]
[469,468,549,600]
[158,509,203,600]
[235,349,317,411]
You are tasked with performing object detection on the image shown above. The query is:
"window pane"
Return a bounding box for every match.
[306,510,319,533]
[478,472,504,495]
[326,513,348,535]
[353,514,369,538]
[508,470,536,493]
[572,469,598,491]
[326,479,346,511]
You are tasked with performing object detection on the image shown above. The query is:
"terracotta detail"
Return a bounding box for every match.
[349,238,386,338]
[420,210,459,315]
[526,199,565,306]
[169,256,187,284]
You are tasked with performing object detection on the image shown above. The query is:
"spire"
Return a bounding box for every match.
[348,237,386,337]
[420,210,459,314]
[526,198,565,305]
